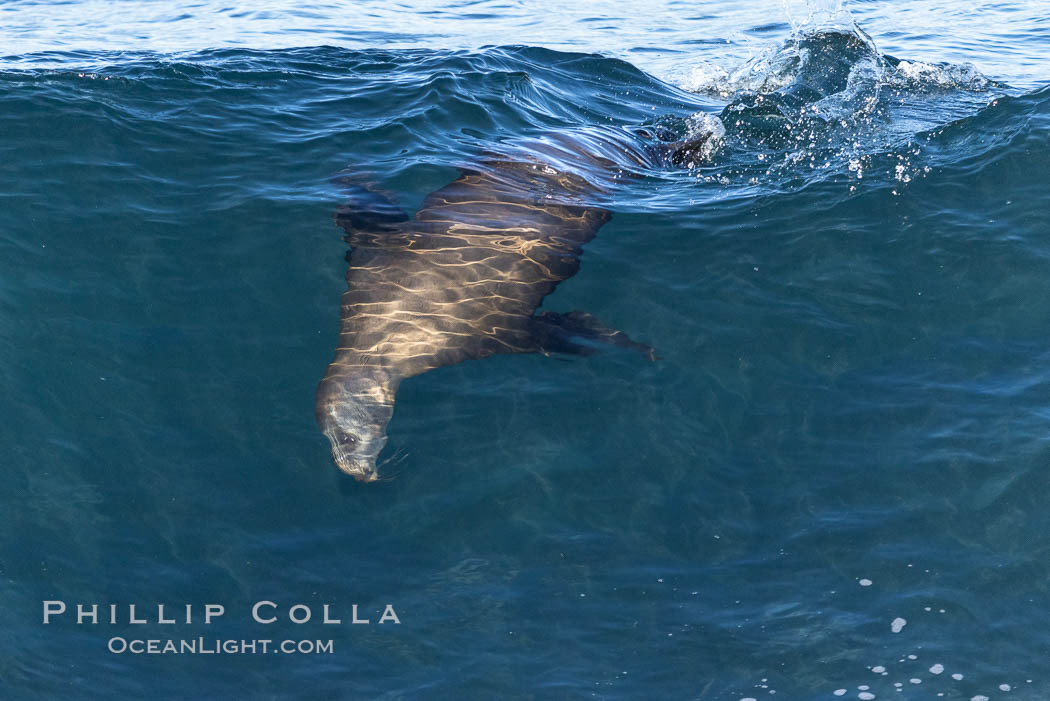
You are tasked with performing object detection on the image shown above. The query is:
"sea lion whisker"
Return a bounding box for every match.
[378,446,411,470]
[376,451,409,481]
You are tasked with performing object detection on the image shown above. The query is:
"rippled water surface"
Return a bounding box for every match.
[2,1,1049,699]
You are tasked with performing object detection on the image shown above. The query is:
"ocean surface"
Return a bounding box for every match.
[2,1,1049,699]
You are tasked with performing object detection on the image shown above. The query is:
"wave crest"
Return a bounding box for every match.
[687,24,998,116]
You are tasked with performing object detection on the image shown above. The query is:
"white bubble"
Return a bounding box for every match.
[859,579,873,587]
[999,684,1011,691]
[909,678,921,684]
[872,666,885,674]
[971,696,989,701]
[680,61,731,95]
[891,618,907,633]
[859,693,875,700]
[929,664,943,675]
[833,690,846,697]
[952,674,964,680]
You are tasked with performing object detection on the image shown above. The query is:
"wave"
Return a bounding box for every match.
[651,18,1036,198]
[682,26,999,100]
[0,37,1044,213]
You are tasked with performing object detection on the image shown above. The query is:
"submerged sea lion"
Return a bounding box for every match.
[316,124,713,481]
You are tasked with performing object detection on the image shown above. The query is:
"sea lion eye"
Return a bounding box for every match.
[338,433,357,446]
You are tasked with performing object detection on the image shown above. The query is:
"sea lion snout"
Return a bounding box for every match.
[332,452,381,482]
[320,409,390,482]
[316,370,397,481]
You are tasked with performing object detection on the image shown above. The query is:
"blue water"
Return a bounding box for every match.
[2,1,1049,699]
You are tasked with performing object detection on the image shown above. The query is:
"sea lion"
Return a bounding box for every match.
[316,124,713,481]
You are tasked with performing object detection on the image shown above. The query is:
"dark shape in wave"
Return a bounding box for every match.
[314,127,713,481]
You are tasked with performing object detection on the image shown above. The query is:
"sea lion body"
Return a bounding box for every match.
[316,125,711,480]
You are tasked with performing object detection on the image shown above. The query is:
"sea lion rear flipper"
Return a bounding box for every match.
[531,311,656,361]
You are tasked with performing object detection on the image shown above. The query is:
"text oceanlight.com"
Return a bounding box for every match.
[107,638,334,655]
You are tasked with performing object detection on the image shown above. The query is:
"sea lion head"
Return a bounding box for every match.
[315,370,397,482]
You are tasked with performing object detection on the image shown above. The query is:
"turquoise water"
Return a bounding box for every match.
[2,1,1049,699]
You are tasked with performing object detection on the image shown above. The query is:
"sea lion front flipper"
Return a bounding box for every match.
[332,178,410,235]
[531,311,656,360]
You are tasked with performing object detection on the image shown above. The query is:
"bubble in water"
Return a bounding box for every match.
[685,111,727,160]
[682,62,732,95]
[778,0,851,34]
